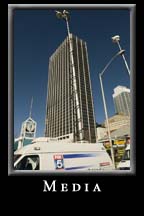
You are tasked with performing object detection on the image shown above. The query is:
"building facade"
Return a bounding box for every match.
[45,34,96,143]
[104,114,130,133]
[112,86,130,116]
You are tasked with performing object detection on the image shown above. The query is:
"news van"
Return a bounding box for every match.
[14,137,114,172]
[117,144,130,170]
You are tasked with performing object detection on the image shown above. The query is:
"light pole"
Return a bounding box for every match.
[99,49,125,168]
[111,35,130,76]
[55,10,83,142]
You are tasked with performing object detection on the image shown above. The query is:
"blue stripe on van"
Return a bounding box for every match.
[63,153,96,159]
[65,165,91,170]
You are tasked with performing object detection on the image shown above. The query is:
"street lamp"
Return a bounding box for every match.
[111,35,130,76]
[55,10,83,142]
[99,49,125,168]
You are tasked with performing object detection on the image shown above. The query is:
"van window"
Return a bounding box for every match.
[15,155,40,170]
[122,150,130,161]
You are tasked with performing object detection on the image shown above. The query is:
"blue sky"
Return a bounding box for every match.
[14,8,130,138]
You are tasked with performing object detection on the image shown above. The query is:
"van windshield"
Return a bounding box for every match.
[14,155,40,170]
[122,149,130,160]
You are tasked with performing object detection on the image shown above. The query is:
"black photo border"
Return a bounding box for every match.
[8,3,136,194]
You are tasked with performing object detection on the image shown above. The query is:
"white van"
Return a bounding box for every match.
[117,144,130,170]
[14,138,114,172]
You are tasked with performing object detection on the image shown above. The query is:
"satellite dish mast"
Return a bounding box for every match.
[29,97,33,118]
[20,96,37,138]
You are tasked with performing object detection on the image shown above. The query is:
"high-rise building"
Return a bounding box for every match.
[112,86,130,116]
[45,34,96,143]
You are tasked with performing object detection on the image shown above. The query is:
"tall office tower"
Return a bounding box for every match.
[112,86,130,116]
[45,34,96,143]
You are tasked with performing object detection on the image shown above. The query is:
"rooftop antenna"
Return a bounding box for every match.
[29,97,33,118]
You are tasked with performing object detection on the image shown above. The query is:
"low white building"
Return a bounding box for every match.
[96,126,107,141]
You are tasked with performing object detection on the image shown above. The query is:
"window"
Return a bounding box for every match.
[15,155,40,170]
[122,150,130,161]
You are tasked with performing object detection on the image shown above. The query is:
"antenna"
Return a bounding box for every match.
[29,97,33,118]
